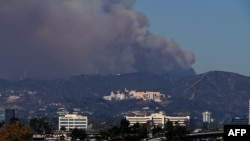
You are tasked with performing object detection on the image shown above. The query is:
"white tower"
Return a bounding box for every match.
[202,111,211,123]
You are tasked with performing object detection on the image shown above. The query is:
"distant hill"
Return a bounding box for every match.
[0,71,249,126]
[168,71,250,121]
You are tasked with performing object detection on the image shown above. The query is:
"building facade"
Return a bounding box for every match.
[103,89,165,102]
[202,111,211,123]
[58,114,88,131]
[4,109,15,124]
[125,112,190,128]
[0,108,4,122]
[231,117,248,125]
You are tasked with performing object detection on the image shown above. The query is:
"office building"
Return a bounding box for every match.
[125,112,190,128]
[5,109,15,124]
[0,108,4,122]
[58,114,88,131]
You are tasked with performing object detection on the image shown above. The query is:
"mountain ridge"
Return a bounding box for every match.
[0,70,249,126]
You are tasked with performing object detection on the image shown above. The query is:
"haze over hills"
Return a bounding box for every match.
[0,70,250,127]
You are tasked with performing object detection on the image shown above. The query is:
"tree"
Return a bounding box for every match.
[131,122,140,134]
[0,121,4,128]
[59,135,65,141]
[164,121,188,141]
[0,122,31,141]
[99,119,148,140]
[111,125,120,136]
[99,128,111,140]
[71,128,86,141]
[120,118,130,134]
[60,126,66,131]
[152,126,163,136]
[10,117,21,124]
[29,117,52,133]
[138,123,147,139]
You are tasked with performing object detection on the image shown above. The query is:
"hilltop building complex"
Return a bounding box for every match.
[103,89,166,102]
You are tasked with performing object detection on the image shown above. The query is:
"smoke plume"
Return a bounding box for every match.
[0,0,195,80]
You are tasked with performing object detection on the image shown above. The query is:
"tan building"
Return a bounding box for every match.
[103,89,165,102]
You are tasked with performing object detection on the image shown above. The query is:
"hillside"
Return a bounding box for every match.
[168,71,250,121]
[0,71,250,126]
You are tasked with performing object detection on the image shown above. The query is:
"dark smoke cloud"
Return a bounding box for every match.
[0,0,194,80]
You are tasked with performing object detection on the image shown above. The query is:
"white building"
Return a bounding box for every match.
[202,111,211,123]
[103,89,165,102]
[103,91,126,101]
[125,112,190,128]
[116,93,126,100]
[58,114,88,131]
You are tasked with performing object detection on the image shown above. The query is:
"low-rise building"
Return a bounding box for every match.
[125,112,190,128]
[58,114,88,131]
[231,116,249,125]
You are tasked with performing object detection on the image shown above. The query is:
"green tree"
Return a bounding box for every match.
[60,126,66,131]
[120,118,130,134]
[99,128,111,140]
[29,117,52,133]
[131,122,140,134]
[152,126,163,136]
[99,119,148,140]
[71,128,86,141]
[164,121,188,141]
[138,123,147,139]
[110,126,120,137]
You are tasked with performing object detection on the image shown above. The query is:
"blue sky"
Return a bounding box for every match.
[134,0,250,76]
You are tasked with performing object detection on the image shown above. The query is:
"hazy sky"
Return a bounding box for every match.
[135,0,250,76]
[0,0,196,80]
[0,0,249,80]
